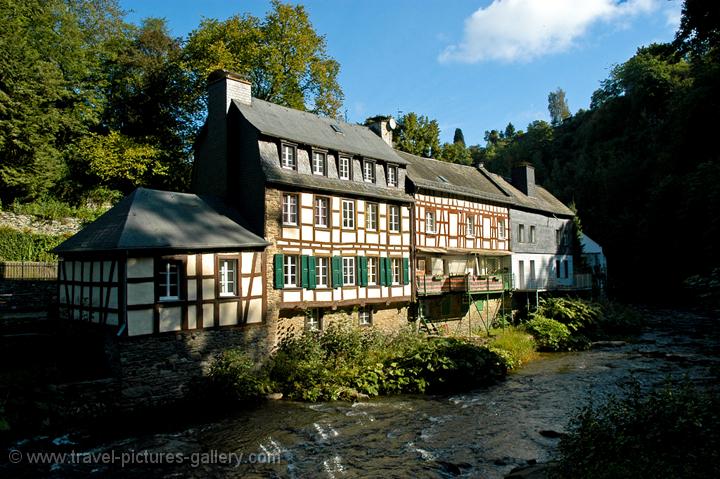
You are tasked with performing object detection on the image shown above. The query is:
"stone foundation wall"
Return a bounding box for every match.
[421,294,508,336]
[0,279,57,315]
[115,324,270,412]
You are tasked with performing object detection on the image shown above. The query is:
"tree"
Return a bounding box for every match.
[439,142,471,165]
[503,122,516,139]
[0,0,126,203]
[453,128,466,147]
[184,0,343,117]
[674,0,720,57]
[548,88,571,126]
[394,112,441,158]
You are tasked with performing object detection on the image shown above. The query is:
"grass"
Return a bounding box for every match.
[488,326,538,370]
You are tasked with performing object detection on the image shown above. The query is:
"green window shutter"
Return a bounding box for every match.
[307,256,317,290]
[301,255,309,288]
[385,258,393,286]
[332,256,342,288]
[273,254,284,289]
[402,257,410,285]
[357,256,368,287]
[379,257,387,287]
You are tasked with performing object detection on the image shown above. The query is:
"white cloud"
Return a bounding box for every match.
[663,0,682,31]
[439,0,658,63]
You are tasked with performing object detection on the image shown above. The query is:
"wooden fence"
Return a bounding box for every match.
[0,261,58,280]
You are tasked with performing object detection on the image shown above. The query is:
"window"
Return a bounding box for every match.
[281,144,296,169]
[556,228,566,247]
[366,202,378,230]
[342,257,356,285]
[363,160,376,183]
[358,307,372,326]
[563,260,569,279]
[529,260,536,281]
[518,224,525,243]
[306,309,322,331]
[367,257,378,285]
[342,199,355,229]
[283,255,298,287]
[219,258,237,297]
[158,260,181,301]
[556,260,561,279]
[387,165,398,187]
[391,258,402,285]
[314,196,329,227]
[389,206,401,232]
[529,225,536,243]
[338,156,351,180]
[498,219,506,239]
[312,151,326,176]
[466,216,475,237]
[316,257,329,287]
[426,211,436,234]
[282,194,298,225]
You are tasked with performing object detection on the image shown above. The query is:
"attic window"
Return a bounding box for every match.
[331,124,343,134]
[437,175,449,183]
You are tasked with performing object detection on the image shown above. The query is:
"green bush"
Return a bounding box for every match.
[208,349,273,402]
[524,315,571,351]
[0,227,67,261]
[488,327,538,370]
[9,196,112,223]
[556,380,720,479]
[267,323,508,401]
[536,297,601,333]
[594,301,644,337]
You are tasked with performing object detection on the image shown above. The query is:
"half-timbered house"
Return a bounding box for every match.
[193,71,414,340]
[398,151,514,332]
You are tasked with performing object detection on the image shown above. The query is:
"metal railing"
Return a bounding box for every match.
[416,272,512,295]
[514,273,593,291]
[0,261,58,280]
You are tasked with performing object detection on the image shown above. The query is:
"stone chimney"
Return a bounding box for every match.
[367,116,396,146]
[511,163,536,197]
[193,70,251,198]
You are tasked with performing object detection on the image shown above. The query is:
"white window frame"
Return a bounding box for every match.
[366,202,378,231]
[159,260,180,301]
[338,156,351,180]
[387,164,398,187]
[466,215,475,237]
[391,258,401,285]
[367,257,378,285]
[363,159,376,183]
[426,211,436,234]
[281,144,296,170]
[316,257,329,288]
[314,196,329,227]
[219,258,237,297]
[358,307,372,326]
[342,199,355,229]
[389,205,400,232]
[312,151,326,176]
[529,225,536,243]
[282,194,298,226]
[306,309,322,331]
[283,255,298,287]
[342,257,356,286]
[498,219,506,239]
[518,224,525,243]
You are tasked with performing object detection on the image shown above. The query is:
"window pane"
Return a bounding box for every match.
[312,152,325,175]
[315,197,328,227]
[339,157,350,179]
[368,257,377,285]
[283,195,297,225]
[343,257,355,285]
[284,256,297,287]
[282,145,295,169]
[342,200,355,228]
[316,257,328,287]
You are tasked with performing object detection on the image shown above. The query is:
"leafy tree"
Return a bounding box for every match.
[548,87,571,125]
[674,0,720,57]
[439,142,471,165]
[394,112,441,158]
[184,0,342,116]
[503,122,516,139]
[0,0,125,204]
[453,128,466,147]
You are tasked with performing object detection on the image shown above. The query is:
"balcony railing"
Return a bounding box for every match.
[514,273,593,291]
[416,273,512,296]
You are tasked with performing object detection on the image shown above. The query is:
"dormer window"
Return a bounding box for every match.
[312,151,326,176]
[338,156,351,180]
[387,164,398,187]
[281,144,296,170]
[363,160,376,183]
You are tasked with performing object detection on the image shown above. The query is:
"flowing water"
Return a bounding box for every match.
[6,309,720,478]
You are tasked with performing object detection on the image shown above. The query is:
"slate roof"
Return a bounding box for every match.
[54,188,268,254]
[398,150,512,204]
[233,98,407,165]
[485,170,574,217]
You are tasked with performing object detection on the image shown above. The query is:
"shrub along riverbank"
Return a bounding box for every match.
[208,298,643,403]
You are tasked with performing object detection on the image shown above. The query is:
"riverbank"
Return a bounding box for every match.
[3,307,717,478]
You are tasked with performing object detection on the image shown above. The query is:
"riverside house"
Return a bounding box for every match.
[193,70,414,342]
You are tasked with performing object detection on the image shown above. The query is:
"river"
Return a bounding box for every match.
[5,309,719,478]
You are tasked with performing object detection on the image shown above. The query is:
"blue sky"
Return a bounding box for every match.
[120,0,682,145]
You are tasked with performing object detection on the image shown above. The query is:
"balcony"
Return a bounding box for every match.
[416,273,512,296]
[514,273,593,291]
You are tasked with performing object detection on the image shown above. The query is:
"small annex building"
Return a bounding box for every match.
[55,188,268,337]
